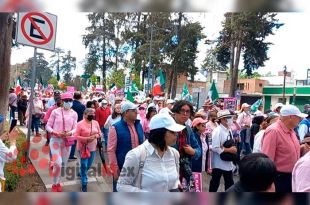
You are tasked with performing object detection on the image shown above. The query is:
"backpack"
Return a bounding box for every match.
[134,144,179,189]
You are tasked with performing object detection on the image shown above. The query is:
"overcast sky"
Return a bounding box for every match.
[11,12,310,80]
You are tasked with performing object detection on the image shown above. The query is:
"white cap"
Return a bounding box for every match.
[121,101,139,114]
[147,103,156,110]
[280,105,308,118]
[273,103,284,110]
[159,107,173,115]
[102,99,108,104]
[241,103,251,109]
[166,99,175,104]
[149,113,185,132]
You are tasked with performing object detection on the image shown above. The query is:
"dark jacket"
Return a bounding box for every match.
[72,100,86,122]
[226,181,247,192]
[114,118,144,170]
[172,125,202,162]
[17,99,28,112]
[191,131,208,172]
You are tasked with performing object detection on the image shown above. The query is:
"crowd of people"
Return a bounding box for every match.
[3,87,310,192]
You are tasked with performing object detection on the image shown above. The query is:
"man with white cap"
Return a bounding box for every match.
[95,99,111,148]
[273,103,284,114]
[107,101,144,192]
[237,103,252,155]
[166,99,175,111]
[117,113,185,192]
[209,110,236,192]
[262,104,307,192]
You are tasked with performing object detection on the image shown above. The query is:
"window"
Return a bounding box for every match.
[259,83,263,87]
[278,98,286,104]
[237,83,245,90]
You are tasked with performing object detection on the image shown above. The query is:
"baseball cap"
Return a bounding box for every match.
[61,92,73,100]
[192,118,208,128]
[280,105,308,118]
[149,113,185,132]
[166,99,175,104]
[121,101,139,114]
[159,107,173,115]
[241,103,251,109]
[102,99,108,104]
[273,103,284,110]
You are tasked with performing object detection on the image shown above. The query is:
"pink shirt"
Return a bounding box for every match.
[75,119,101,152]
[142,119,151,134]
[292,151,310,192]
[262,120,300,173]
[43,105,57,123]
[237,111,252,128]
[107,121,140,171]
[46,107,78,136]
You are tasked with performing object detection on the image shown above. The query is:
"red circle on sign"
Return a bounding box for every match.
[21,12,54,45]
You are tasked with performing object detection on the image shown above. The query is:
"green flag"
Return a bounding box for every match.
[131,81,139,92]
[208,81,219,102]
[126,90,134,103]
[82,86,86,91]
[159,69,165,86]
[181,84,189,99]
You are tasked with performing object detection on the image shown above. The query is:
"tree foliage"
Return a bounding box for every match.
[107,69,125,88]
[60,50,76,84]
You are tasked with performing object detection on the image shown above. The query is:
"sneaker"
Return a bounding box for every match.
[81,185,87,192]
[56,183,62,192]
[69,156,78,161]
[51,184,58,192]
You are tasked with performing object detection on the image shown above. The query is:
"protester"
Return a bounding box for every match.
[303,104,310,113]
[230,113,241,173]
[75,108,101,192]
[273,103,283,114]
[262,104,306,192]
[254,105,264,117]
[250,115,265,149]
[209,110,236,192]
[191,118,209,173]
[104,103,121,129]
[26,92,44,136]
[297,110,310,142]
[137,104,147,122]
[300,133,310,157]
[198,100,213,119]
[70,91,86,160]
[8,88,17,120]
[46,90,61,109]
[292,147,310,192]
[227,153,276,192]
[0,114,19,192]
[17,95,27,126]
[237,103,252,155]
[117,113,184,192]
[166,99,175,111]
[86,101,95,109]
[253,115,279,153]
[107,101,144,192]
[95,99,111,148]
[171,100,201,191]
[46,92,78,192]
[142,105,157,139]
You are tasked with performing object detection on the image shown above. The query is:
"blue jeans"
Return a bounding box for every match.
[79,151,96,186]
[10,106,17,120]
[31,115,40,133]
[101,127,109,148]
[240,129,252,155]
[69,140,77,159]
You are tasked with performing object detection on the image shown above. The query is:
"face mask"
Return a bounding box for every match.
[63,102,73,109]
[227,118,233,125]
[87,115,94,121]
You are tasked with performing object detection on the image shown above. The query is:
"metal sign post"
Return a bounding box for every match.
[25,48,37,159]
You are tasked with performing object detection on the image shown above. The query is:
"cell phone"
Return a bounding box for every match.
[9,119,17,132]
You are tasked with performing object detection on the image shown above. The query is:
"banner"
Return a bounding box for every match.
[223,97,237,111]
[96,85,103,92]
[192,172,202,192]
[67,86,75,93]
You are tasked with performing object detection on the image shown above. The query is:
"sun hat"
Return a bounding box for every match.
[273,103,284,111]
[166,99,175,104]
[202,99,213,107]
[241,103,251,109]
[121,101,139,114]
[217,110,235,119]
[192,117,208,128]
[149,113,185,132]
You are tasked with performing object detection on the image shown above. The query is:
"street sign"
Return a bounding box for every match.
[192,88,202,93]
[16,12,57,51]
[235,90,241,100]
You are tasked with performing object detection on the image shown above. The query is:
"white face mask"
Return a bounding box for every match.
[63,102,73,110]
[227,118,233,125]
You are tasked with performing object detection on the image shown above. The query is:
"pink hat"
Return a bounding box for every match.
[192,117,208,128]
[61,92,73,100]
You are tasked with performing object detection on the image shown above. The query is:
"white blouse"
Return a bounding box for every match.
[117,140,180,192]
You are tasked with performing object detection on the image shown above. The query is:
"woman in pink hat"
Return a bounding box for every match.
[46,92,78,192]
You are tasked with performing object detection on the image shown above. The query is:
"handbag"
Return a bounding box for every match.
[62,110,76,147]
[220,131,238,162]
[81,122,92,159]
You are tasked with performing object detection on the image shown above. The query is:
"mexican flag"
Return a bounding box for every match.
[181,84,192,102]
[126,90,134,103]
[159,69,165,90]
[109,83,117,93]
[15,76,21,95]
[208,81,219,103]
[131,81,139,92]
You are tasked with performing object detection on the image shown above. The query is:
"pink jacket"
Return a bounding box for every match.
[75,119,101,152]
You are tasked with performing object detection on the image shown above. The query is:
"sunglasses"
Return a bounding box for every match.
[139,107,146,110]
[63,99,73,103]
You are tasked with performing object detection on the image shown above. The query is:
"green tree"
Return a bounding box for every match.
[49,47,65,81]
[240,71,262,79]
[214,12,282,97]
[107,69,125,88]
[202,48,227,81]
[48,76,59,89]
[60,50,76,85]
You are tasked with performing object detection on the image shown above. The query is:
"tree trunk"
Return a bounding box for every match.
[229,40,235,97]
[102,13,106,92]
[0,13,13,133]
[230,40,242,97]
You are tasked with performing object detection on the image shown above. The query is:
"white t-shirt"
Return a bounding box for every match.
[253,130,265,153]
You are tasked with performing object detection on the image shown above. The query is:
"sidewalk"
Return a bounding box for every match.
[18,126,112,192]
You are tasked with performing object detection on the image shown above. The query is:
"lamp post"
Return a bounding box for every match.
[147,25,153,96]
[282,65,287,104]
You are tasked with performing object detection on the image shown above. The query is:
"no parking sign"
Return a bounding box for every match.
[16,12,57,51]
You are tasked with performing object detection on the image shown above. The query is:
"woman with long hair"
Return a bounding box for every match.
[142,106,157,139]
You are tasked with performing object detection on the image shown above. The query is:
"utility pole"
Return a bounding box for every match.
[102,12,107,92]
[147,25,153,96]
[282,65,287,104]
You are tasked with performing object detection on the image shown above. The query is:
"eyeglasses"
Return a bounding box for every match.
[139,107,145,110]
[63,99,73,103]
[178,109,191,115]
